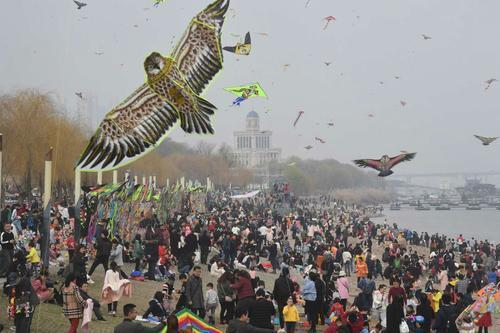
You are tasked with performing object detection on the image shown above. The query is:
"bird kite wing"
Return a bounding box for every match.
[353,159,383,171]
[171,0,229,95]
[222,46,237,53]
[244,32,251,45]
[76,84,179,171]
[387,152,416,168]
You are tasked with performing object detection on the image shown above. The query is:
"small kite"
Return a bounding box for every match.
[324,61,332,66]
[474,135,498,146]
[484,78,497,90]
[257,32,269,37]
[353,152,416,177]
[282,64,291,71]
[73,0,87,9]
[223,32,251,55]
[315,137,325,144]
[305,145,313,150]
[323,16,336,30]
[305,0,312,8]
[421,34,432,40]
[293,111,304,127]
[225,83,267,106]
[379,81,384,85]
[368,113,375,118]
[327,122,334,126]
[75,92,83,99]
[394,76,400,79]
[95,51,104,56]
[400,100,407,107]
[76,0,229,171]
[153,0,167,7]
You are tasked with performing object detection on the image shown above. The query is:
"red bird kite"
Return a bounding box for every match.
[323,16,336,30]
[293,111,304,127]
[353,152,416,177]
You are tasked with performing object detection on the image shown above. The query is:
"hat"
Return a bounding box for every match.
[338,271,346,277]
[256,288,266,297]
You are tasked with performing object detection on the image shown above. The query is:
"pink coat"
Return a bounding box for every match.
[337,277,350,300]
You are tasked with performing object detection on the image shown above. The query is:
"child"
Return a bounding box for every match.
[205,283,219,324]
[26,241,40,278]
[370,323,385,333]
[282,297,299,333]
[162,275,175,315]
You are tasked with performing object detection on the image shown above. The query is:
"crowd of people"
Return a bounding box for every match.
[0,187,498,333]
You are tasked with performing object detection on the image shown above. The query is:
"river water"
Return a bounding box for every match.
[372,206,500,243]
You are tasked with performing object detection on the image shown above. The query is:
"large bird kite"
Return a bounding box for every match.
[353,152,416,177]
[474,135,498,146]
[76,0,229,171]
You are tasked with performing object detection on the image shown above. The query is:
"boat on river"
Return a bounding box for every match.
[435,204,451,211]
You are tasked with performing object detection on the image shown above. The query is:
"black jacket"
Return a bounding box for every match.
[143,299,166,319]
[248,298,275,329]
[96,237,112,257]
[273,275,294,304]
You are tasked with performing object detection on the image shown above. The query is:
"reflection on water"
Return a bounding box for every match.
[372,207,500,243]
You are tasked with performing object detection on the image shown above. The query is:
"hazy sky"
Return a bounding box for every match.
[1,0,500,176]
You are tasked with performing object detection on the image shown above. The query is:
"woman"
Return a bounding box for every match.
[217,271,235,324]
[437,267,449,291]
[302,272,318,333]
[62,273,87,333]
[230,270,255,310]
[386,294,405,333]
[13,276,39,333]
[31,271,54,303]
[109,238,128,279]
[133,234,143,272]
[416,293,434,333]
[143,291,167,320]
[101,262,132,316]
[336,271,350,310]
[71,245,88,283]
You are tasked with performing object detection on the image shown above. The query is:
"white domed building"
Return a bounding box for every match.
[232,111,282,187]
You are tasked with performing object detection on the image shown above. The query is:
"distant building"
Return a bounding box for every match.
[456,179,496,202]
[231,111,282,187]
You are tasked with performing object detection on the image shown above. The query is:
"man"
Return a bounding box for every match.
[88,230,112,277]
[273,267,295,329]
[432,293,459,333]
[227,306,274,333]
[114,303,165,333]
[185,266,205,318]
[342,249,352,277]
[248,289,275,329]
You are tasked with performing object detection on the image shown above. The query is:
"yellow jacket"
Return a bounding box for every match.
[26,247,40,264]
[283,305,299,322]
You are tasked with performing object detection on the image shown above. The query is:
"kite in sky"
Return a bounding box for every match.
[353,152,416,177]
[153,0,167,7]
[225,83,267,106]
[315,137,325,144]
[223,32,251,55]
[484,78,497,90]
[400,100,407,107]
[256,32,269,37]
[293,111,304,127]
[76,0,229,171]
[73,0,87,9]
[75,92,83,99]
[283,64,291,71]
[421,34,432,40]
[323,16,336,30]
[305,145,313,150]
[474,135,498,146]
[368,113,375,118]
[327,122,334,126]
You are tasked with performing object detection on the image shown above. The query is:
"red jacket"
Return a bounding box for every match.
[230,276,255,299]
